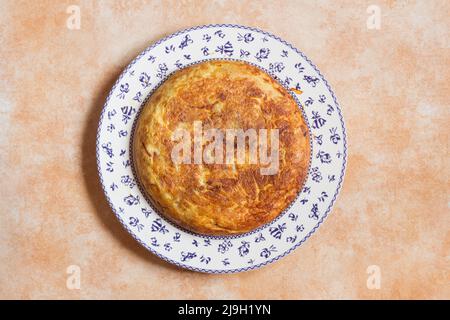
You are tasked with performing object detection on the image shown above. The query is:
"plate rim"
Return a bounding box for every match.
[96,23,348,273]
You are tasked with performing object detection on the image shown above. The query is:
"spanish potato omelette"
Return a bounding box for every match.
[133,60,310,235]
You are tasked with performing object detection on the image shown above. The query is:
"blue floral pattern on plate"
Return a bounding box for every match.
[96,24,347,273]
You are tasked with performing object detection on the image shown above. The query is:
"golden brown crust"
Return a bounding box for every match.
[133,60,310,235]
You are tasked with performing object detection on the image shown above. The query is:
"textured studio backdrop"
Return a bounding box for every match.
[0,0,448,299]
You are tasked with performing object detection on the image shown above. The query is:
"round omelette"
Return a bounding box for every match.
[133,60,310,235]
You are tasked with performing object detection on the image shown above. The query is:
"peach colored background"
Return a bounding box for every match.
[0,0,448,299]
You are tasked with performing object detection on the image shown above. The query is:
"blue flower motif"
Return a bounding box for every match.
[124,194,139,206]
[165,44,175,53]
[202,34,211,42]
[327,104,335,115]
[173,232,181,242]
[314,134,323,145]
[105,161,114,172]
[129,217,144,232]
[107,109,116,120]
[217,240,233,254]
[120,106,136,124]
[101,142,114,158]
[255,48,270,61]
[122,159,131,168]
[156,63,168,79]
[239,49,250,58]
[174,60,183,68]
[216,41,233,56]
[139,72,151,88]
[269,62,284,73]
[117,83,129,99]
[118,129,127,138]
[309,203,319,220]
[150,237,159,247]
[255,233,265,243]
[286,235,297,243]
[106,123,115,133]
[305,97,314,107]
[201,46,210,56]
[329,127,341,144]
[311,167,322,183]
[151,218,169,234]
[303,75,320,87]
[269,223,287,239]
[178,34,193,50]
[237,32,254,43]
[282,77,293,86]
[294,62,305,73]
[141,207,152,218]
[214,30,225,38]
[133,91,142,102]
[316,150,332,164]
[120,175,135,188]
[311,111,326,129]
[200,256,211,264]
[181,251,197,262]
[260,245,277,258]
[238,241,250,257]
[318,191,328,202]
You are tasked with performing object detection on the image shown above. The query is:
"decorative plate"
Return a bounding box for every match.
[96,24,347,273]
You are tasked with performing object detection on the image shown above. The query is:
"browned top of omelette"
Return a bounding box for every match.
[133,60,310,235]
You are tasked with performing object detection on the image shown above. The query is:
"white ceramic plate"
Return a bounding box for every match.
[96,24,347,273]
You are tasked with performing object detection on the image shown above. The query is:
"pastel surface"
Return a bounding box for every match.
[0,0,448,299]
